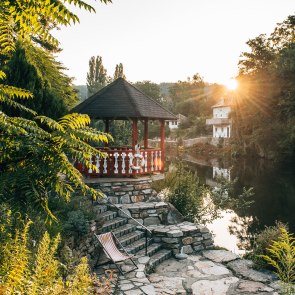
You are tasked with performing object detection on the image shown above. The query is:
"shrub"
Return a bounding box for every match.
[163,162,206,222]
[250,221,289,268]
[260,228,295,295]
[63,210,89,240]
[0,214,95,294]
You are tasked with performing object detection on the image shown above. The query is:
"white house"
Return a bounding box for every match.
[166,113,188,129]
[206,97,232,138]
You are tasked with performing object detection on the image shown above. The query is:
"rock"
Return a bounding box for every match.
[148,275,186,295]
[107,196,119,204]
[162,237,179,244]
[193,244,204,252]
[143,216,160,226]
[147,209,156,214]
[166,203,184,224]
[120,283,135,291]
[129,218,143,225]
[202,232,212,239]
[237,280,274,293]
[194,260,230,276]
[124,289,143,295]
[198,225,210,233]
[138,256,150,264]
[120,194,131,204]
[118,208,131,218]
[182,237,193,245]
[182,245,194,254]
[202,250,238,263]
[193,236,203,243]
[155,201,167,208]
[130,195,144,203]
[175,253,188,260]
[227,259,274,283]
[139,285,156,295]
[167,230,183,238]
[191,277,239,295]
[135,271,145,279]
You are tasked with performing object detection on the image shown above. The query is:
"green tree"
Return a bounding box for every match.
[3,43,78,119]
[113,63,126,80]
[86,55,108,97]
[134,80,162,103]
[234,14,295,161]
[0,0,112,219]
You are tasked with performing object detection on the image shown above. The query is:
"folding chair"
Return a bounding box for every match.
[95,232,138,275]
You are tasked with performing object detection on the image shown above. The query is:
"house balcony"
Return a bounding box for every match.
[206,118,232,125]
[75,147,163,178]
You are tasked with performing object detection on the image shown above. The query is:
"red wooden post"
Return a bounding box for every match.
[144,119,148,149]
[132,119,138,177]
[160,119,165,173]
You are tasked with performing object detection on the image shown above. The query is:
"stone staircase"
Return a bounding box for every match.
[96,204,172,271]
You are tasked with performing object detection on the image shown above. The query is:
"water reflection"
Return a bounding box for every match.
[206,211,253,255]
[181,154,295,253]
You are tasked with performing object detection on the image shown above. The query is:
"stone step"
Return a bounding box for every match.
[100,210,117,221]
[125,237,153,254]
[93,204,108,214]
[136,243,162,257]
[148,249,172,270]
[118,230,145,247]
[112,223,137,238]
[102,217,128,232]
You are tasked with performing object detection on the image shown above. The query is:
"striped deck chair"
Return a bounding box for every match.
[95,232,138,275]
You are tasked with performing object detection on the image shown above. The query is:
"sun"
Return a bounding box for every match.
[224,79,238,91]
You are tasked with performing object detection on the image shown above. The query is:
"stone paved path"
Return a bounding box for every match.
[148,250,280,295]
[98,249,282,294]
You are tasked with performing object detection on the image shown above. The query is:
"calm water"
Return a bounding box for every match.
[182,154,295,254]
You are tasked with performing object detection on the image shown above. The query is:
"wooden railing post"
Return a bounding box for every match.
[160,120,165,173]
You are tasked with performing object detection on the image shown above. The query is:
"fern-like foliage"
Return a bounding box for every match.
[0,215,96,294]
[0,0,111,58]
[0,111,112,219]
[0,0,114,219]
[260,228,295,294]
[66,256,93,294]
[0,221,32,294]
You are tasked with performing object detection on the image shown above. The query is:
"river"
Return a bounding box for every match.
[180,154,295,255]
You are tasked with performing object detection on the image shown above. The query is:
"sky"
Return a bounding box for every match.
[53,0,295,86]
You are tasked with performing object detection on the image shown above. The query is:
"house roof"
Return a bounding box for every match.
[212,97,232,108]
[71,78,176,120]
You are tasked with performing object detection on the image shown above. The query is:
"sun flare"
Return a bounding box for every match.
[224,79,238,91]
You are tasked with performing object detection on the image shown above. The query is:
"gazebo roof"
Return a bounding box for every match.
[71,78,176,120]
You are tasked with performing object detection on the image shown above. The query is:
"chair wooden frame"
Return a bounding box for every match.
[95,232,138,275]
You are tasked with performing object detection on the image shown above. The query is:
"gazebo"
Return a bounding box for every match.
[71,78,176,177]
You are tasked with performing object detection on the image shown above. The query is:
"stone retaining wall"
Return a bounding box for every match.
[87,178,160,204]
[148,222,214,255]
[117,202,169,226]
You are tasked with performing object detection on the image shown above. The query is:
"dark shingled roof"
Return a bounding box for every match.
[71,78,176,120]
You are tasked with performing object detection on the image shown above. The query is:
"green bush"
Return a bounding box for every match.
[168,162,207,222]
[0,212,94,294]
[63,210,89,240]
[260,227,295,295]
[249,221,289,268]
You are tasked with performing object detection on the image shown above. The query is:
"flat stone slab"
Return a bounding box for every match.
[202,250,239,263]
[191,277,239,295]
[237,280,274,293]
[139,284,156,295]
[194,260,230,276]
[227,259,274,283]
[148,275,186,295]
